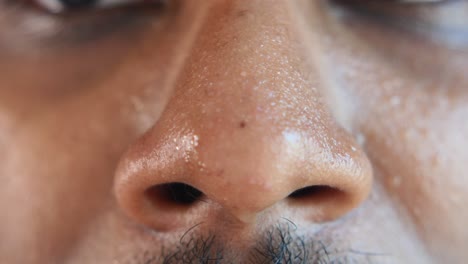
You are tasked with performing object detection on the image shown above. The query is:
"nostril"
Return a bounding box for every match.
[288,185,346,204]
[145,182,204,209]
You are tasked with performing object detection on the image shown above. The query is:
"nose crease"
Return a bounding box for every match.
[114,0,373,232]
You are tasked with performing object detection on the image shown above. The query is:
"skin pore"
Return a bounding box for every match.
[0,0,467,263]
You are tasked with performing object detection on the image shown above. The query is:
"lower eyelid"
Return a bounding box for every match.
[54,10,142,44]
[330,0,468,49]
[33,0,165,14]
[3,3,165,47]
[35,0,65,13]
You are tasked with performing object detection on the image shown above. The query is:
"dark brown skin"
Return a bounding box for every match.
[0,0,467,263]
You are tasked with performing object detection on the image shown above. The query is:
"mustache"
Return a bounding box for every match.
[136,220,386,264]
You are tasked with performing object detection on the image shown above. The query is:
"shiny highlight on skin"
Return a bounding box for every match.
[0,0,467,263]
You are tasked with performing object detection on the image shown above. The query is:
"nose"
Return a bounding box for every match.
[114,0,372,231]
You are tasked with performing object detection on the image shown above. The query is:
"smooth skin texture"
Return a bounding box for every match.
[0,0,467,263]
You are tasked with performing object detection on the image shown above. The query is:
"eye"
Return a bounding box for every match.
[34,0,163,13]
[331,0,468,47]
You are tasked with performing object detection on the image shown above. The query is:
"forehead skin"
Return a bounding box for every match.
[0,0,467,263]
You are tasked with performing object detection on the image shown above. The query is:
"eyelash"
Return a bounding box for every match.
[331,0,468,48]
[0,0,166,45]
[31,0,453,13]
[3,0,466,49]
[33,0,164,13]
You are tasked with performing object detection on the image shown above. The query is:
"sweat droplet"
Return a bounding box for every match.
[390,96,401,106]
[356,133,366,146]
[391,175,402,187]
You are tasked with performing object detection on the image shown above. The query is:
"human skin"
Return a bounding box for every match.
[0,0,467,263]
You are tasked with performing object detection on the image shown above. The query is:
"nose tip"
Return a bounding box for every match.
[113,0,373,232]
[114,121,372,231]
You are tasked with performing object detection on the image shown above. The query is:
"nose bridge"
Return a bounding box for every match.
[164,0,336,210]
[115,0,372,230]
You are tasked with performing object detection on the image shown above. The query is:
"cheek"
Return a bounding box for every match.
[0,93,132,262]
[0,37,133,111]
[0,58,172,263]
[0,9,203,260]
[312,8,468,260]
[359,92,468,261]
